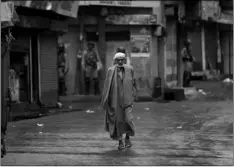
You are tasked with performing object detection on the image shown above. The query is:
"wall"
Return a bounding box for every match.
[220,30,233,74]
[130,26,156,96]
[165,18,177,87]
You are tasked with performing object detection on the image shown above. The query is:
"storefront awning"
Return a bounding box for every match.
[217,12,233,25]
[14,1,79,18]
[1,1,19,29]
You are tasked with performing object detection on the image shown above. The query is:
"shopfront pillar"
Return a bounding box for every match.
[98,15,106,92]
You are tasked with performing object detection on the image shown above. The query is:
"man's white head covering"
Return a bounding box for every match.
[113,52,125,60]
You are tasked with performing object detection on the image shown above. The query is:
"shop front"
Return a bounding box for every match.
[11,1,79,108]
[9,23,59,108]
[76,2,163,98]
[9,31,31,103]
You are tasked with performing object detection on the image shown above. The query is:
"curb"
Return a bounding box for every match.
[10,106,103,122]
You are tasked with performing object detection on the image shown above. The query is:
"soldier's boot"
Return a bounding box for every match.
[85,78,91,95]
[93,78,99,95]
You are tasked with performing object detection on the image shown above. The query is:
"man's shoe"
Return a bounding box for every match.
[118,140,125,150]
[125,139,132,148]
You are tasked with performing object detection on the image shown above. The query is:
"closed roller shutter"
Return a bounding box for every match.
[39,32,58,107]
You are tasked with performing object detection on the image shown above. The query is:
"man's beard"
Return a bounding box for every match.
[117,64,123,67]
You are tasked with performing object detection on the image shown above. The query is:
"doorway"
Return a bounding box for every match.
[9,51,30,102]
[105,31,131,69]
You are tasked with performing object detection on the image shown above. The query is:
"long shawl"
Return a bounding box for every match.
[101,65,136,135]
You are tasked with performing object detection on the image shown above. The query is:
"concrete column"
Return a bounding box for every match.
[78,15,85,95]
[201,24,206,71]
[216,24,222,74]
[177,23,183,87]
[154,1,166,89]
[97,15,106,93]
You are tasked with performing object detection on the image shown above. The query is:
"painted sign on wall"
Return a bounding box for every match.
[84,1,160,8]
[99,0,132,6]
[130,35,150,57]
[105,14,157,25]
[201,0,220,21]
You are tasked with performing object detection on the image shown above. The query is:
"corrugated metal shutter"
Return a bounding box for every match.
[39,32,58,107]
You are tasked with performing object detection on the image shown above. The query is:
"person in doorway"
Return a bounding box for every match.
[101,52,137,150]
[181,39,195,87]
[58,45,69,96]
[82,42,101,95]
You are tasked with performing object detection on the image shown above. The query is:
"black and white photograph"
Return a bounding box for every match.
[1,0,233,166]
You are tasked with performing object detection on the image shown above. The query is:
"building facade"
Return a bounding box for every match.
[179,0,233,79]
[9,1,79,111]
[10,0,231,107]
[58,1,165,98]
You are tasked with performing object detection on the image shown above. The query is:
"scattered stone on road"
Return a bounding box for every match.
[1,101,233,166]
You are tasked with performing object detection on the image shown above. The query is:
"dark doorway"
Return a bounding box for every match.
[9,51,30,102]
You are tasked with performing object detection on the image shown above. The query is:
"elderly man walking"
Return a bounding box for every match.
[101,52,137,150]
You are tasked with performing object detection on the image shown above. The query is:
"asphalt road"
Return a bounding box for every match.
[1,101,233,166]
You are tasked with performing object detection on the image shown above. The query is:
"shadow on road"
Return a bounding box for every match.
[102,149,139,157]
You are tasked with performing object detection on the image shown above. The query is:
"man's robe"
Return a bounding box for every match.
[101,64,136,140]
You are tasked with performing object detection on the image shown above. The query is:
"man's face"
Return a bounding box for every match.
[116,58,125,66]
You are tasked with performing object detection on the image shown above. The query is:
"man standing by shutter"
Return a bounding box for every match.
[58,45,69,95]
[181,39,195,87]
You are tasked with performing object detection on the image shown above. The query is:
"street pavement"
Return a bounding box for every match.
[1,101,233,166]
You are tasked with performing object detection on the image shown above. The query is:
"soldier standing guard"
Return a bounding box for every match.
[58,44,69,96]
[82,42,102,95]
[181,39,195,87]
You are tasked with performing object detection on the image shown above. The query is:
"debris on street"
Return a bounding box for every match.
[198,89,207,95]
[37,124,44,127]
[57,102,63,108]
[177,125,183,129]
[86,110,95,114]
